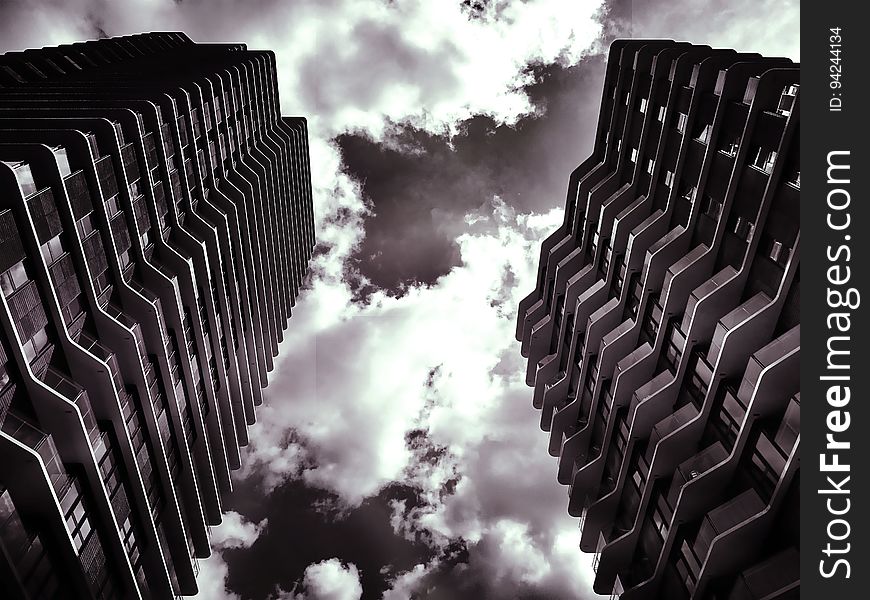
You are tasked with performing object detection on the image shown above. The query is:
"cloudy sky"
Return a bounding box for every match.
[0,1,798,598]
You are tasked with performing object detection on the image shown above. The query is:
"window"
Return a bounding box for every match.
[764,236,790,266]
[732,217,755,242]
[629,148,639,163]
[702,195,722,219]
[676,112,688,134]
[61,483,93,554]
[0,261,29,296]
[105,195,121,217]
[750,146,777,174]
[721,391,745,428]
[94,270,111,293]
[22,327,49,362]
[13,163,37,197]
[639,97,648,114]
[63,296,84,324]
[656,105,666,122]
[85,132,99,157]
[690,355,712,400]
[663,321,684,372]
[632,468,643,490]
[751,432,786,482]
[694,123,712,144]
[203,103,212,130]
[40,235,65,264]
[53,147,72,177]
[719,133,740,157]
[584,356,598,394]
[646,158,655,175]
[678,182,697,201]
[776,84,797,116]
[615,417,629,452]
[664,170,675,188]
[75,213,96,239]
[651,501,668,538]
[118,250,132,270]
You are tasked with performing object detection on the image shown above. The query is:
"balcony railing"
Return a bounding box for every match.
[78,332,123,392]
[730,547,799,599]
[2,412,71,500]
[42,367,101,449]
[650,403,698,449]
[693,487,765,565]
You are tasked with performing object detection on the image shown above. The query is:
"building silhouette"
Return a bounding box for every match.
[0,32,313,598]
[517,40,799,599]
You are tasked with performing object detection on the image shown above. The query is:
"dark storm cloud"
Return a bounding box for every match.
[223,480,434,599]
[340,57,607,292]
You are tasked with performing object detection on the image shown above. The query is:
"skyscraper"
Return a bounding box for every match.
[0,32,313,598]
[517,40,799,599]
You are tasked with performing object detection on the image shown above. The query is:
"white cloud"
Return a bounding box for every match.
[243,201,563,504]
[185,511,267,599]
[240,199,607,597]
[0,0,605,139]
[191,552,240,600]
[610,0,799,61]
[284,558,363,600]
[210,510,269,550]
[382,562,434,600]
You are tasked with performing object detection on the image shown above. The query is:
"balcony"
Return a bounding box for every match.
[78,332,123,392]
[683,265,737,333]
[126,277,158,303]
[102,302,146,357]
[708,292,770,364]
[2,412,71,500]
[613,344,653,391]
[691,487,766,583]
[668,442,728,508]
[736,325,799,409]
[664,245,707,292]
[773,396,800,456]
[630,371,675,436]
[747,430,788,502]
[41,367,100,449]
[617,547,657,590]
[727,547,799,600]
[649,403,698,452]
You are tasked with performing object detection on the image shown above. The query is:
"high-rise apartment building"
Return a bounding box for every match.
[517,40,799,599]
[0,32,314,598]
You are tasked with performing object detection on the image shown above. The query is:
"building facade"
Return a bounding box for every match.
[0,32,313,598]
[516,40,799,599]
